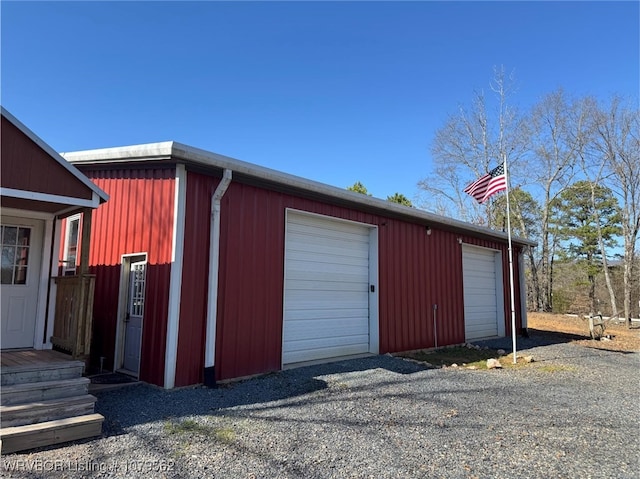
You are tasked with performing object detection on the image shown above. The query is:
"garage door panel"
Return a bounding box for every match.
[465,296,498,308]
[286,252,369,269]
[285,297,369,311]
[465,314,497,326]
[465,306,498,317]
[285,308,368,321]
[466,270,495,280]
[287,235,368,254]
[287,239,368,256]
[287,220,370,241]
[284,333,370,349]
[283,342,370,364]
[284,317,369,341]
[286,279,368,293]
[284,213,371,364]
[467,327,499,339]
[464,269,495,280]
[464,289,496,300]
[284,333,370,351]
[286,250,369,267]
[286,267,368,282]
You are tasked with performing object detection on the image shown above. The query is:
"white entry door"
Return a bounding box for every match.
[123,261,145,374]
[1,218,43,349]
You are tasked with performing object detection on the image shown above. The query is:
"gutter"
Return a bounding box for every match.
[204,169,233,387]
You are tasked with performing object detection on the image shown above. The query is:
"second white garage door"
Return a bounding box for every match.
[462,245,504,341]
[283,212,373,364]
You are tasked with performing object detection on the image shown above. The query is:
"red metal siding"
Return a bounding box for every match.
[81,167,176,386]
[211,181,524,381]
[79,164,524,386]
[1,116,93,200]
[174,172,220,387]
[379,224,466,353]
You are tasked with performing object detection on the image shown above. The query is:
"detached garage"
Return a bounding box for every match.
[61,141,535,388]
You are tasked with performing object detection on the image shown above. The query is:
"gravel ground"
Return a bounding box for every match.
[2,335,639,479]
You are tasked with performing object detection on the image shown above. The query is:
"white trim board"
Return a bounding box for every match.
[164,164,187,389]
[0,187,101,209]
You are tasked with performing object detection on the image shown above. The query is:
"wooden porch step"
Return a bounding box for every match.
[0,377,90,406]
[1,361,85,386]
[0,395,98,428]
[0,413,104,454]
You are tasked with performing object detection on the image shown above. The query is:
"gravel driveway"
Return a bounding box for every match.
[2,335,639,479]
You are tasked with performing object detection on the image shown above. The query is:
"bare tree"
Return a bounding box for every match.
[419,66,529,227]
[528,89,590,311]
[592,97,640,324]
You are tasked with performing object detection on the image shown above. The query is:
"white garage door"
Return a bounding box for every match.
[283,212,371,364]
[462,245,502,341]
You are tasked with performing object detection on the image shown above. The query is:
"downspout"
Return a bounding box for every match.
[204,169,232,387]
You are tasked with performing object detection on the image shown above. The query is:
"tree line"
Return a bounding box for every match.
[347,181,414,207]
[419,67,639,322]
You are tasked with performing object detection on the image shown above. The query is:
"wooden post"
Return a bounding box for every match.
[77,208,93,362]
[79,208,92,275]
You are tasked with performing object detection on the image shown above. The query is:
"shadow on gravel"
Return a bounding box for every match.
[473,329,639,357]
[473,328,589,351]
[95,355,430,435]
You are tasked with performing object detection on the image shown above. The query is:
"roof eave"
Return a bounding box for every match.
[63,140,537,247]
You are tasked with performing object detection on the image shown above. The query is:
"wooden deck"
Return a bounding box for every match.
[1,349,75,370]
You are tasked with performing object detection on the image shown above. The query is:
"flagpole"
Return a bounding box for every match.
[503,153,518,364]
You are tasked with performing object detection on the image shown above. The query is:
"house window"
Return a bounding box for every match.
[1,225,31,285]
[62,214,81,275]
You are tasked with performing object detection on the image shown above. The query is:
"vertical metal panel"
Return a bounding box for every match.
[216,184,291,380]
[80,167,176,386]
[377,221,466,353]
[174,171,220,387]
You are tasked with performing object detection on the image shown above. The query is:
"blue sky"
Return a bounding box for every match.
[2,1,638,203]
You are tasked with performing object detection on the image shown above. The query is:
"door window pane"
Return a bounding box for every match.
[1,266,13,284]
[3,226,17,245]
[1,224,31,285]
[17,247,29,266]
[63,216,80,274]
[17,228,31,245]
[14,267,27,284]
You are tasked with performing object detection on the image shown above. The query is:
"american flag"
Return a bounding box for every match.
[463,164,507,203]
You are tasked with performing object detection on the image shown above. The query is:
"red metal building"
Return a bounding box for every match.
[62,142,534,388]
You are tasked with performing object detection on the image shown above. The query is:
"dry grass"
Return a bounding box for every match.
[528,312,640,352]
[399,312,640,369]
